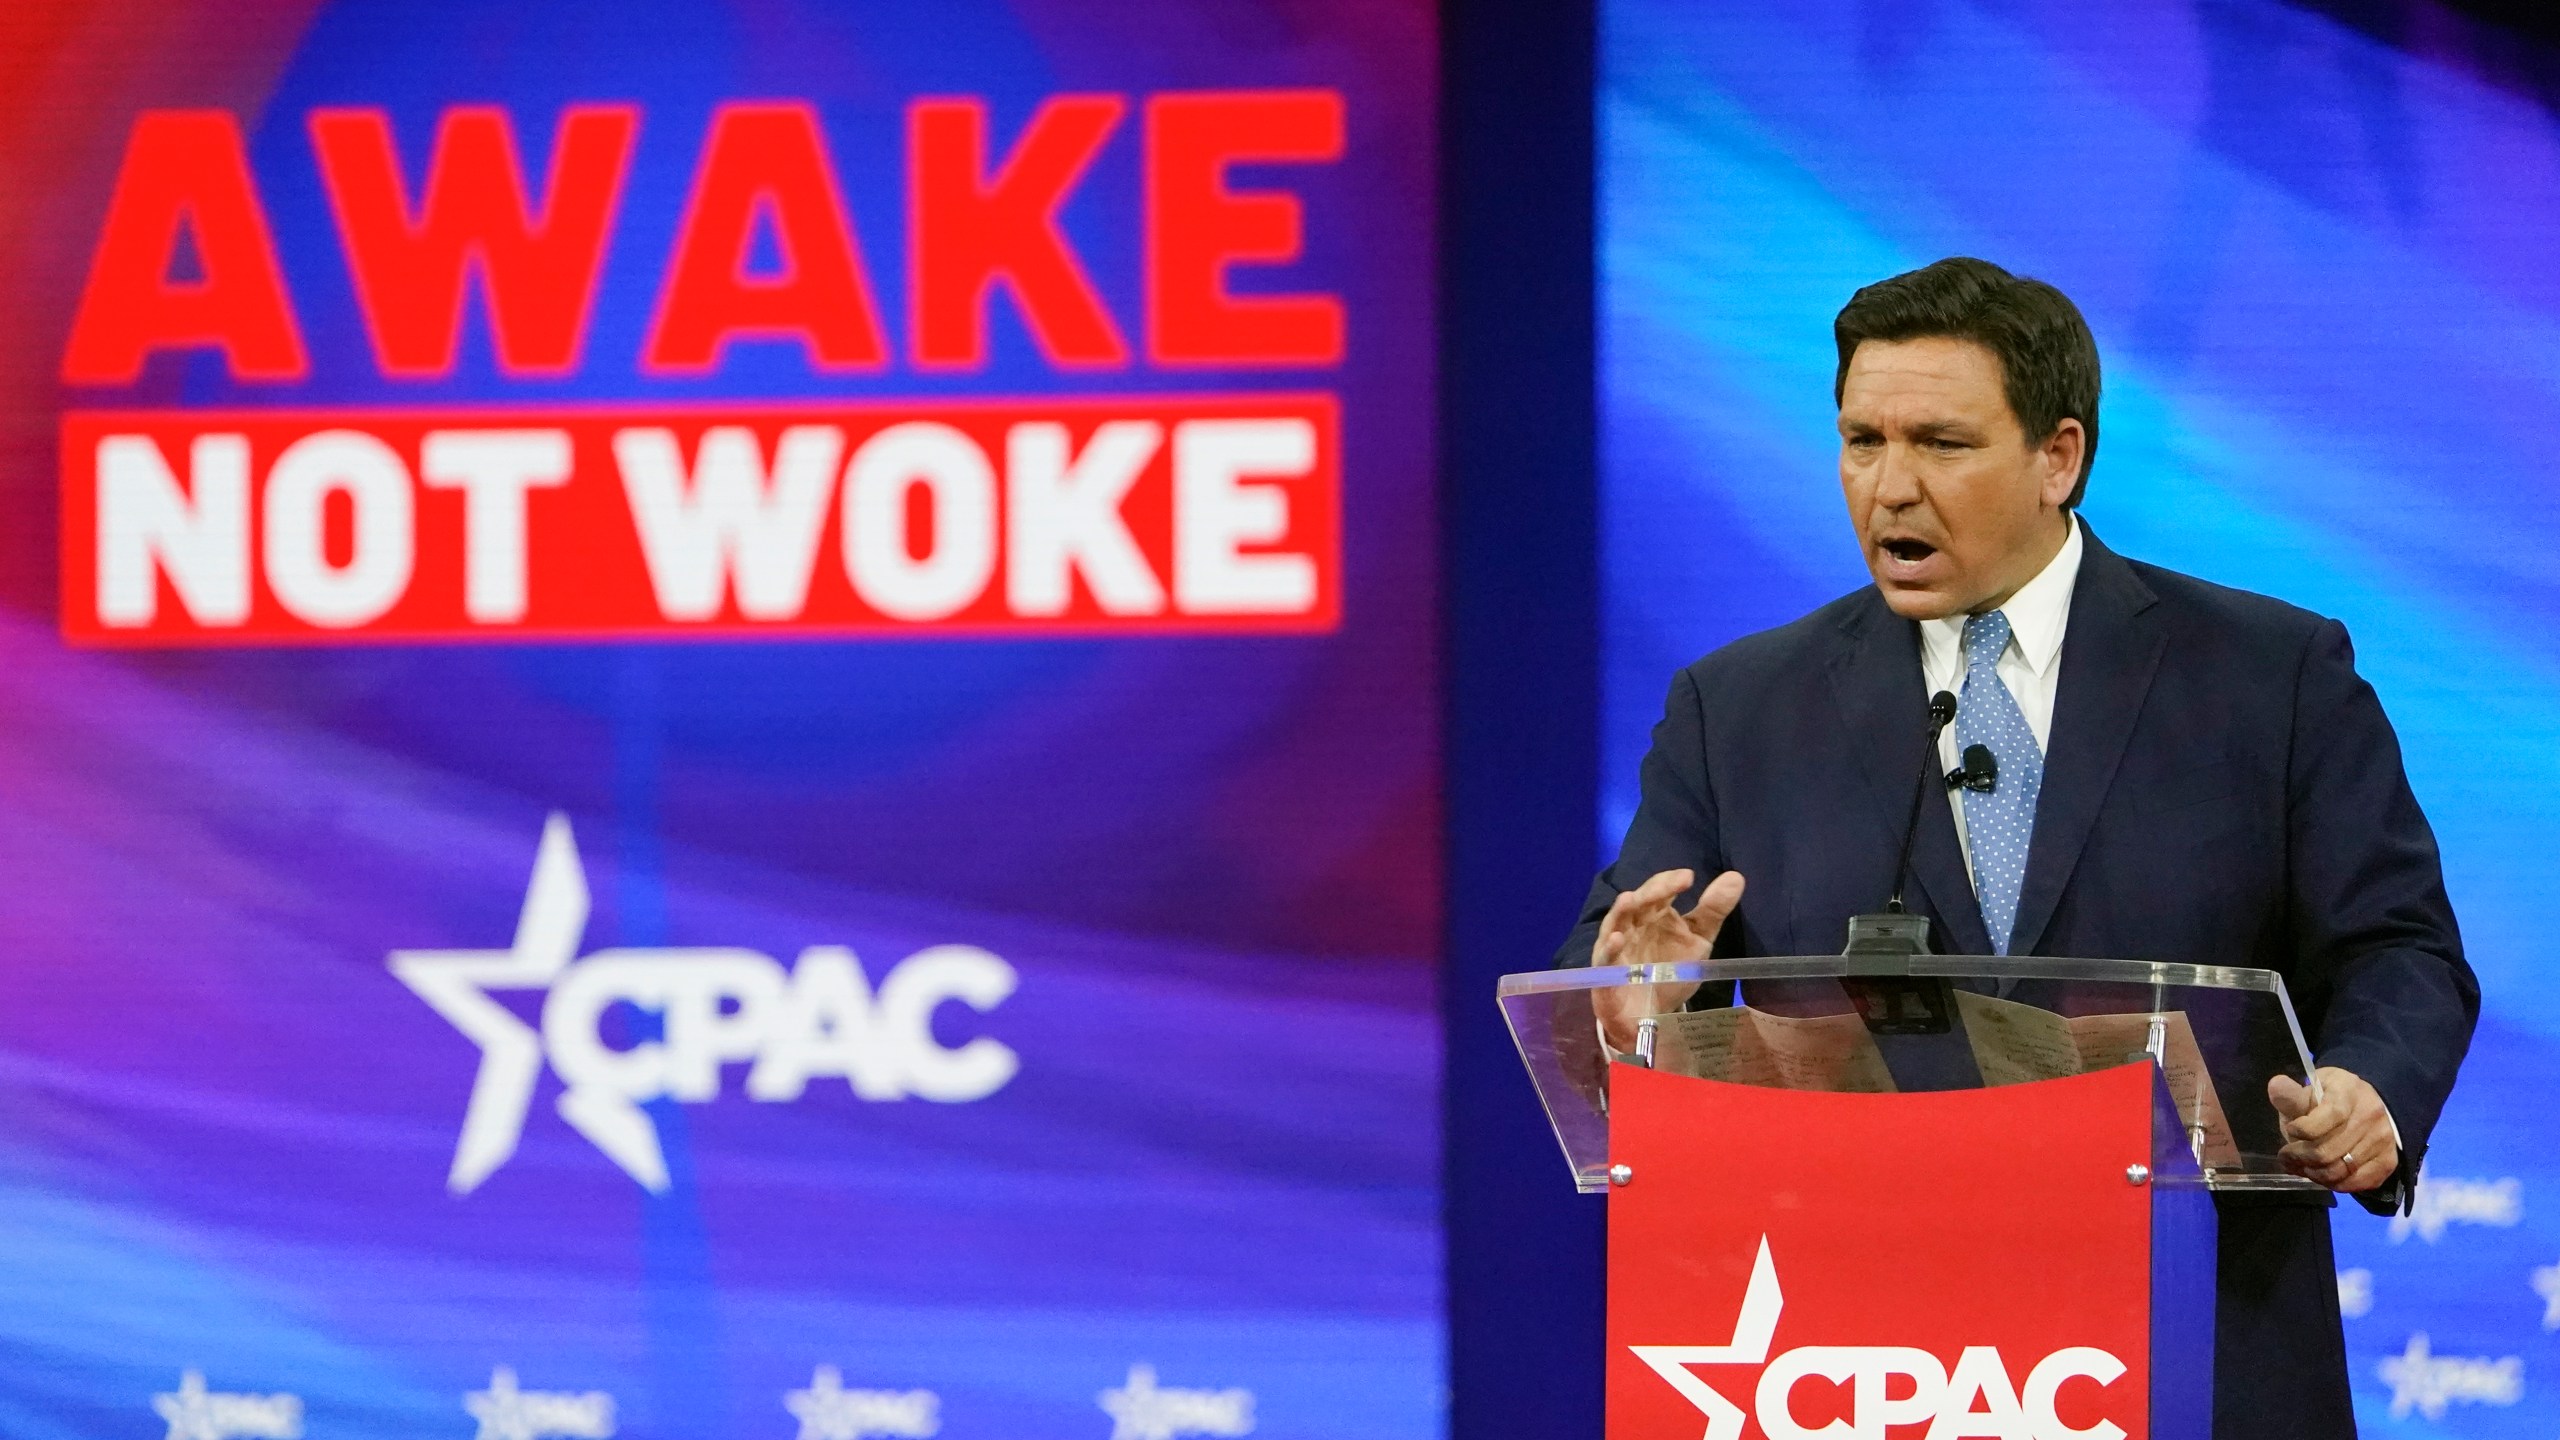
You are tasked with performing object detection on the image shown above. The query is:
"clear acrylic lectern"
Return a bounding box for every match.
[1504,954,2320,1439]
[1499,953,2327,1197]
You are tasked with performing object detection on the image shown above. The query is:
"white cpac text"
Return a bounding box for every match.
[1752,1345,2127,1440]
[392,814,1018,1193]
[2388,1169,2521,1244]
[1632,1239,2129,1440]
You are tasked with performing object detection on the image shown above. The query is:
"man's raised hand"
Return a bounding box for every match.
[1586,869,1743,1053]
[1591,867,1746,968]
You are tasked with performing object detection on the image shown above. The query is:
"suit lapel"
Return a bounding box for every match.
[1825,594,1993,956]
[2009,527,2164,956]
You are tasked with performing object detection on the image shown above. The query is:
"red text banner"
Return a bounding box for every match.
[62,394,1339,644]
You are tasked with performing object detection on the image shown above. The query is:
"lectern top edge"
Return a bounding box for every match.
[1498,953,2326,1196]
[1501,953,2296,998]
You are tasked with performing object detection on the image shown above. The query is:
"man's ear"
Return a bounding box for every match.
[2038,419,2086,509]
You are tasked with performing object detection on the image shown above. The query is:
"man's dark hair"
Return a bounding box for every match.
[1832,257,2102,507]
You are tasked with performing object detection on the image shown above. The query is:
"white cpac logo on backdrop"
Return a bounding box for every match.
[1630,1239,2129,1440]
[1098,1365,1255,1440]
[466,1368,615,1440]
[2387,1170,2522,1243]
[392,814,1020,1193]
[2335,1268,2374,1320]
[784,1366,940,1440]
[2532,1261,2560,1329]
[151,1371,302,1440]
[2377,1334,2522,1420]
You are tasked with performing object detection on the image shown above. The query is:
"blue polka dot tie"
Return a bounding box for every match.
[1956,610,2044,955]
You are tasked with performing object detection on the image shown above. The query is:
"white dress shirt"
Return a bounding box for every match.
[1919,515,2084,872]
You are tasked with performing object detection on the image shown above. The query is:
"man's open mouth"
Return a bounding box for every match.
[1881,538,1937,563]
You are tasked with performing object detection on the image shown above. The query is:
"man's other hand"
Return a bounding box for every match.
[1588,869,1743,1052]
[2268,1067,2398,1193]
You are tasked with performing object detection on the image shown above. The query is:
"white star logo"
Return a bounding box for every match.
[463,1366,615,1440]
[151,1371,303,1440]
[2377,1333,2525,1419]
[2336,1267,2373,1319]
[392,814,1022,1194]
[390,815,665,1193]
[783,1366,940,1439]
[2534,1263,2560,1330]
[2380,1334,2445,1419]
[1625,1236,1784,1440]
[1096,1364,1255,1440]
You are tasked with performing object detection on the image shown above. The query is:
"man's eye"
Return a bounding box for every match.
[1846,435,1881,449]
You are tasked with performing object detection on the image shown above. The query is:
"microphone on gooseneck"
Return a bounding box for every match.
[1841,690,1957,957]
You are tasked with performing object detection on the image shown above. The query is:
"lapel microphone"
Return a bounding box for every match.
[1946,743,1998,793]
[1843,689,1959,956]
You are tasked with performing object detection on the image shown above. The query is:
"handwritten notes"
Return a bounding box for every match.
[1639,992,2242,1170]
[1956,992,2241,1168]
[1653,1007,1898,1093]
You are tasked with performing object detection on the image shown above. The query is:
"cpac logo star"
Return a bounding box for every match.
[1629,1238,2129,1440]
[1097,1364,1254,1440]
[2533,1260,2560,1329]
[2336,1267,2374,1320]
[2376,1334,2522,1420]
[2387,1169,2522,1243]
[393,814,1020,1192]
[465,1367,615,1440]
[784,1366,939,1440]
[151,1371,302,1440]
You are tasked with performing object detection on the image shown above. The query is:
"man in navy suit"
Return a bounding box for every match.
[1559,258,2477,1437]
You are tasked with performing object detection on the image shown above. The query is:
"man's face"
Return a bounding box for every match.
[1836,336,2081,620]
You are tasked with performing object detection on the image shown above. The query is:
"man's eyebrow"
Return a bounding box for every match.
[1906,420,1985,440]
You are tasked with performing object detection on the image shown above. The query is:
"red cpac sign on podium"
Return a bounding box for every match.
[1607,1064,2164,1440]
[57,93,1349,644]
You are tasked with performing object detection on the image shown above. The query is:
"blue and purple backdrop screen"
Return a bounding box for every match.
[1602,1,2560,1433]
[0,2,1441,1436]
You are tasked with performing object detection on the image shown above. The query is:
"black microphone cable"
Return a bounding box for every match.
[1885,690,1959,914]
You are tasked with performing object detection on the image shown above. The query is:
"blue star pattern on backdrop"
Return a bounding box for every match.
[1955,611,2043,955]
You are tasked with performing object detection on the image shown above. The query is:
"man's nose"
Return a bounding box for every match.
[1873,443,1925,507]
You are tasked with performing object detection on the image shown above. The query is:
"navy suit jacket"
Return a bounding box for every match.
[1558,527,2478,1433]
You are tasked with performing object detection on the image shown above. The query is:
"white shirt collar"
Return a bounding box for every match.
[1921,514,2083,676]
